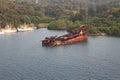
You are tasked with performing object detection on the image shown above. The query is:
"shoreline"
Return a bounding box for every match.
[89,33,107,36]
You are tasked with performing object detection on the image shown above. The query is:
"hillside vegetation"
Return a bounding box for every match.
[0,0,120,36]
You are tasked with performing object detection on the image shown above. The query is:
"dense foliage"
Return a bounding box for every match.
[48,19,72,30]
[0,0,55,28]
[0,0,120,36]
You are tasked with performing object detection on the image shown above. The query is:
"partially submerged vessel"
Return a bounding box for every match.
[42,25,89,47]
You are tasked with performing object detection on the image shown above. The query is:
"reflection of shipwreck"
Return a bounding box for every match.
[42,25,89,47]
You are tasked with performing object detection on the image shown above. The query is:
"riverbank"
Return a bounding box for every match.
[89,32,107,36]
[0,23,48,35]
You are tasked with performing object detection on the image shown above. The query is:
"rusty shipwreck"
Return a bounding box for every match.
[42,25,89,46]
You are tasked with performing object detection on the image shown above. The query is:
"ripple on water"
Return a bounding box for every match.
[0,29,120,80]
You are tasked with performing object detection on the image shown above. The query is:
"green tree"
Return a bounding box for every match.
[67,21,82,32]
[48,19,72,30]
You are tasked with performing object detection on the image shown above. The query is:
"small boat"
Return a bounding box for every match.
[0,28,4,34]
[3,29,17,33]
[2,25,17,33]
[17,27,34,32]
[42,25,89,46]
[0,30,4,34]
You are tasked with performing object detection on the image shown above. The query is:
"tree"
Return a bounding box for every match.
[45,6,65,18]
[67,21,82,32]
[48,19,72,30]
[20,15,31,24]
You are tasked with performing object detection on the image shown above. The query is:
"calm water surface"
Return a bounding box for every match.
[0,28,120,80]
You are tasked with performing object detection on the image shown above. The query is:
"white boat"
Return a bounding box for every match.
[0,29,4,34]
[3,29,17,33]
[3,25,17,33]
[0,31,4,34]
[17,27,34,32]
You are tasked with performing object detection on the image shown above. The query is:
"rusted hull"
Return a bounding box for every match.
[63,34,87,45]
[42,34,87,47]
[42,25,89,47]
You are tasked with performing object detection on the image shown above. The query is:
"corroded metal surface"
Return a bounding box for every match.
[42,25,89,46]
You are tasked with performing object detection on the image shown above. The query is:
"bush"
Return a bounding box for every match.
[67,21,82,32]
[89,27,100,34]
[47,19,72,30]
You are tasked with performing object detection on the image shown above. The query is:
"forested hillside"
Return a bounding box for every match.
[0,0,120,36]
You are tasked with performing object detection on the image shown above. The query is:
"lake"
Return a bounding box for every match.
[0,28,120,80]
